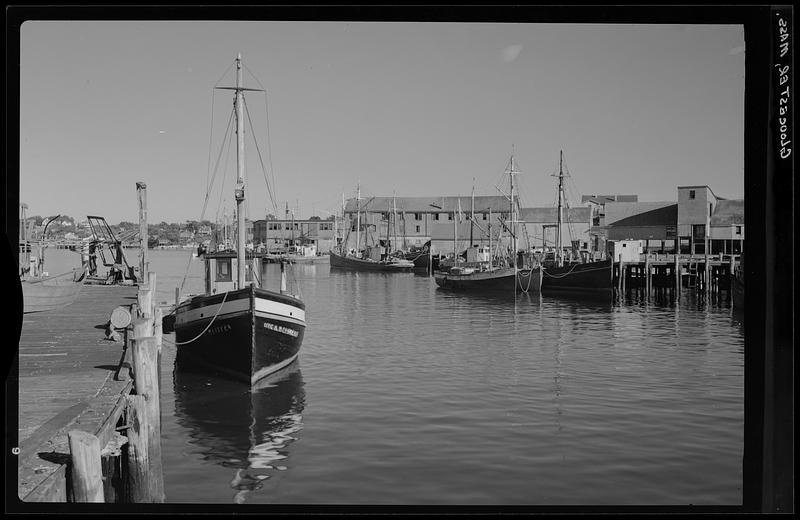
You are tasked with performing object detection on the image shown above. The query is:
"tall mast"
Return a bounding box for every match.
[234,53,247,288]
[556,150,564,268]
[470,181,475,247]
[509,155,517,271]
[355,183,361,255]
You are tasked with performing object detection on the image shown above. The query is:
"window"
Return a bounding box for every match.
[215,259,232,282]
[433,214,439,221]
[736,225,742,235]
[414,213,422,221]
[689,190,696,200]
[415,225,420,233]
[709,203,713,218]
[482,213,487,220]
[448,213,453,221]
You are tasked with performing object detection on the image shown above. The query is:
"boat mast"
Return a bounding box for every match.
[556,150,564,268]
[355,183,361,256]
[470,181,475,248]
[509,155,517,272]
[234,53,247,288]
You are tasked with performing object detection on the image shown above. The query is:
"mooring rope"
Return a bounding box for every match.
[516,267,535,293]
[161,290,230,346]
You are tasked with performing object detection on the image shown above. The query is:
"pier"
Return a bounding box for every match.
[16,274,167,503]
[613,253,741,297]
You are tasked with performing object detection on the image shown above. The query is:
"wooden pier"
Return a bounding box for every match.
[16,274,167,503]
[613,253,741,297]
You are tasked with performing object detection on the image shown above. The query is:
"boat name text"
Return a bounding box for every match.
[264,322,299,337]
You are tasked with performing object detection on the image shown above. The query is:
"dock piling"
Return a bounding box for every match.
[67,430,105,502]
[129,334,164,502]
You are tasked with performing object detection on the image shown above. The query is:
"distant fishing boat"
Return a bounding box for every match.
[329,184,414,272]
[174,54,306,385]
[19,208,85,313]
[540,151,614,296]
[434,154,542,294]
[22,269,85,314]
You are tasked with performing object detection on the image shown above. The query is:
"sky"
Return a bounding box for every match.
[18,20,745,224]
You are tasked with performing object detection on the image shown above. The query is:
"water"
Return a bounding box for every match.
[142,249,743,506]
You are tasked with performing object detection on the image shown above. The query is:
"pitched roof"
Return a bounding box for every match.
[581,194,639,204]
[605,203,678,228]
[345,195,512,213]
[518,206,592,223]
[710,199,744,225]
[603,201,677,225]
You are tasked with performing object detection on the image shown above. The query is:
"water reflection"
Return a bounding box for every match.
[172,361,305,503]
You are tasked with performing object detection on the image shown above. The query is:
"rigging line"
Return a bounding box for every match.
[214,60,236,88]
[179,105,236,295]
[164,290,231,346]
[243,95,278,211]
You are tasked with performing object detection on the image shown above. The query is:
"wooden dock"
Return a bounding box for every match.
[15,281,164,503]
[612,253,741,296]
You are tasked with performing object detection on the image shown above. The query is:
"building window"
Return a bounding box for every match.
[447,213,453,221]
[709,203,713,218]
[482,213,487,220]
[433,214,439,221]
[689,190,696,200]
[415,225,420,233]
[735,225,742,235]
[414,213,422,221]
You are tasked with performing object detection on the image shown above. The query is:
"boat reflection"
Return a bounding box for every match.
[172,359,305,503]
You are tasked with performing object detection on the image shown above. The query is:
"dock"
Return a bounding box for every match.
[612,252,741,297]
[16,277,166,503]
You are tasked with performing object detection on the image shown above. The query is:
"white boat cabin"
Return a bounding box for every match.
[466,245,491,264]
[203,251,260,294]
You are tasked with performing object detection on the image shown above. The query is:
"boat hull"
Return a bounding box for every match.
[434,267,542,293]
[329,251,414,272]
[264,254,330,264]
[174,285,305,384]
[541,259,614,295]
[22,272,85,313]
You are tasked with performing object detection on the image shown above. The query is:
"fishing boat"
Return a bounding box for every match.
[174,54,306,385]
[329,184,414,272]
[19,208,86,313]
[434,155,542,294]
[540,151,614,296]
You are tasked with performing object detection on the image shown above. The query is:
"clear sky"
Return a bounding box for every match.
[19,20,745,224]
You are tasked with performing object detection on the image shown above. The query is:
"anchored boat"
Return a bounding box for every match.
[329,184,415,272]
[540,151,614,296]
[434,154,542,294]
[174,54,306,385]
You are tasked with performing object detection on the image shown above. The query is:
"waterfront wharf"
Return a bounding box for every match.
[16,276,167,504]
[612,252,741,296]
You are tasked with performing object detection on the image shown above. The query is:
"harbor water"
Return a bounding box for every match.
[48,248,746,505]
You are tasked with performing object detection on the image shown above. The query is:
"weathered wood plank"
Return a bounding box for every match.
[16,284,139,502]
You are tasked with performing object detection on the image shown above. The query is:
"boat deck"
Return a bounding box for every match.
[15,284,139,501]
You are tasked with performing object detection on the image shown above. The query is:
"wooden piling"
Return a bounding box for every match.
[674,253,680,300]
[67,430,105,502]
[137,288,153,319]
[124,394,161,503]
[129,335,164,502]
[645,254,651,296]
[153,306,164,431]
[136,182,148,286]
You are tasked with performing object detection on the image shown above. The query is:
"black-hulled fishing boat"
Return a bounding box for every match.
[174,54,306,385]
[540,151,614,296]
[329,184,415,272]
[434,154,542,294]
